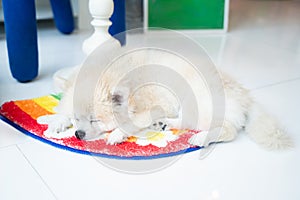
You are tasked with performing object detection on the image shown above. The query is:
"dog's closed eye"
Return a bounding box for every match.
[90,119,100,124]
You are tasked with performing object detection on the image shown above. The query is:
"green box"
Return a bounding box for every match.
[145,0,228,31]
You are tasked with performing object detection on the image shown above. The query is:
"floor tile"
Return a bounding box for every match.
[17,139,121,200]
[219,35,300,89]
[0,145,56,200]
[251,78,300,138]
[0,120,29,148]
[188,34,227,66]
[17,131,300,200]
[220,0,300,89]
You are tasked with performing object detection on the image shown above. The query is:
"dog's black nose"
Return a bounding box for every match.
[75,130,86,140]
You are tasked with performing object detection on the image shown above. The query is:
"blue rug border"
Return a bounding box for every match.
[0,114,202,160]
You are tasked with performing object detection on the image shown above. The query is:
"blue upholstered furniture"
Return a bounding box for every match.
[110,0,126,46]
[2,0,75,82]
[2,0,126,82]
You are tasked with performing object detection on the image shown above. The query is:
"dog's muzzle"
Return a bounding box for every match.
[75,130,86,140]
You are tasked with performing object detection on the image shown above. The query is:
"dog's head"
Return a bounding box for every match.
[74,86,130,140]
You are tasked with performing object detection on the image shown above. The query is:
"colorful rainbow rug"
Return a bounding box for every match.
[0,95,202,159]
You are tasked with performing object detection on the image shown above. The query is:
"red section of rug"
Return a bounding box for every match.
[0,101,48,136]
[0,98,200,158]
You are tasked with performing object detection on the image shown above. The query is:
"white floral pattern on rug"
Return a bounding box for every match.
[135,131,179,147]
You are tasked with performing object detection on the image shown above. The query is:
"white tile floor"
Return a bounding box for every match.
[1,0,300,199]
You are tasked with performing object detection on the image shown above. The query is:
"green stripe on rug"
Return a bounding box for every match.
[51,93,63,101]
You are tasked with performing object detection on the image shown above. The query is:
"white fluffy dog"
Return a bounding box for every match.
[42,50,292,150]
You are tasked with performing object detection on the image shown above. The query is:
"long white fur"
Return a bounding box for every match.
[47,54,293,150]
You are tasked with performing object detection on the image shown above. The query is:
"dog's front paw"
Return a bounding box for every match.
[37,114,72,137]
[107,129,127,145]
[149,120,168,131]
[188,131,209,147]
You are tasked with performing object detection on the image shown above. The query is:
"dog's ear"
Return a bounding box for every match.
[110,86,130,107]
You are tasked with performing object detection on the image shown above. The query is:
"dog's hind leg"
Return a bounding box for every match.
[188,121,239,147]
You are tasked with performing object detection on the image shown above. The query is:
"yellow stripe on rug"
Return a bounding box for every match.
[33,95,59,113]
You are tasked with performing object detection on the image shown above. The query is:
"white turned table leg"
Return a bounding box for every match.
[82,0,120,55]
[54,0,120,91]
[54,0,121,91]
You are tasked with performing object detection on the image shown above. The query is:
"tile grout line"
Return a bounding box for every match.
[0,143,22,150]
[0,139,31,150]
[231,32,299,57]
[15,145,59,200]
[251,77,300,91]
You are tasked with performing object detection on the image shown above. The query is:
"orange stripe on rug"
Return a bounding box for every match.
[33,95,59,113]
[14,99,53,120]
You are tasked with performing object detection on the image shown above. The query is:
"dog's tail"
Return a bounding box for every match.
[245,102,293,150]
